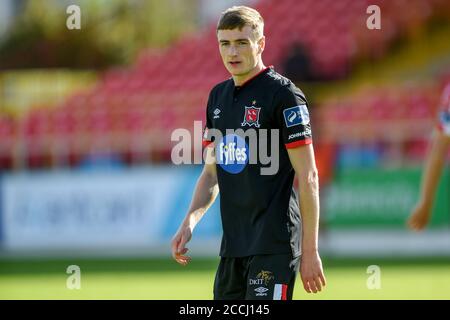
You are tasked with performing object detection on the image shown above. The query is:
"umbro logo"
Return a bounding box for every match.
[254,287,268,296]
[254,287,268,293]
[213,108,221,119]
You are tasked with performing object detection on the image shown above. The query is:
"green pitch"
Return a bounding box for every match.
[1,257,450,299]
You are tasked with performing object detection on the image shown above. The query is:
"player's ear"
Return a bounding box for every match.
[258,36,265,54]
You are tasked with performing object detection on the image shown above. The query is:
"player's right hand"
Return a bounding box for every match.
[171,225,192,266]
[407,203,431,231]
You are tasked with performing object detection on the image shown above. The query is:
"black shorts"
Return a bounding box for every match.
[213,253,300,300]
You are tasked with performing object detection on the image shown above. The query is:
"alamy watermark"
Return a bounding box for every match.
[66,5,81,30]
[66,265,81,290]
[366,265,381,290]
[171,121,281,175]
[366,5,381,30]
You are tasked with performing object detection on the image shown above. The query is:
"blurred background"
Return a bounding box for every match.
[0,0,450,299]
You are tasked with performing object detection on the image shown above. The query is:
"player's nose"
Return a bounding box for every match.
[228,45,238,56]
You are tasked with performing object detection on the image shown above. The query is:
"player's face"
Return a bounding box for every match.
[217,25,264,79]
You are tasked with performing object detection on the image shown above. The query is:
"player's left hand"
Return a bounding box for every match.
[300,251,326,293]
[407,202,431,231]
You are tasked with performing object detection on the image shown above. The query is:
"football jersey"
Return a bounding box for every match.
[203,66,312,257]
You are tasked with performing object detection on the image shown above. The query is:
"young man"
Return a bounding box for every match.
[171,6,326,299]
[407,82,450,231]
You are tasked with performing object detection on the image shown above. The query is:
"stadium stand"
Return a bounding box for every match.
[1,0,449,171]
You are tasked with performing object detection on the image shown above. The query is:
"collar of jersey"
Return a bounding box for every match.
[234,65,274,89]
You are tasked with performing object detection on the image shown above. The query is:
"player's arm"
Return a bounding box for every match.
[171,146,219,265]
[408,129,450,231]
[287,145,326,293]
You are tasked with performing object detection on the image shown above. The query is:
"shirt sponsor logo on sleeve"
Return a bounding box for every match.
[288,128,311,140]
[283,105,309,127]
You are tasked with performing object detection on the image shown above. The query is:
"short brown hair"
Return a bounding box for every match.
[217,6,264,39]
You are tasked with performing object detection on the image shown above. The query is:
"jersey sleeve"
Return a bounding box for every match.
[202,91,214,148]
[274,84,313,149]
[437,83,450,136]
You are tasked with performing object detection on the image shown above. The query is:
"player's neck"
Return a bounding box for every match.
[233,62,266,87]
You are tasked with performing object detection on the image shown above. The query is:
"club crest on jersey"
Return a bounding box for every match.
[241,106,261,128]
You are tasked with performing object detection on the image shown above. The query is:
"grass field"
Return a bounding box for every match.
[1,257,450,300]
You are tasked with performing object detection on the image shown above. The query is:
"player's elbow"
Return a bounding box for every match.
[298,169,319,193]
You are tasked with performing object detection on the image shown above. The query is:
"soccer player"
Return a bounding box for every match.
[407,82,450,231]
[407,83,450,231]
[171,6,326,299]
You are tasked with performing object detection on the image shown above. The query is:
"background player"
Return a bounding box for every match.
[407,82,450,231]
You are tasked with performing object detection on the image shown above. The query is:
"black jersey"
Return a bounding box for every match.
[203,66,312,257]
